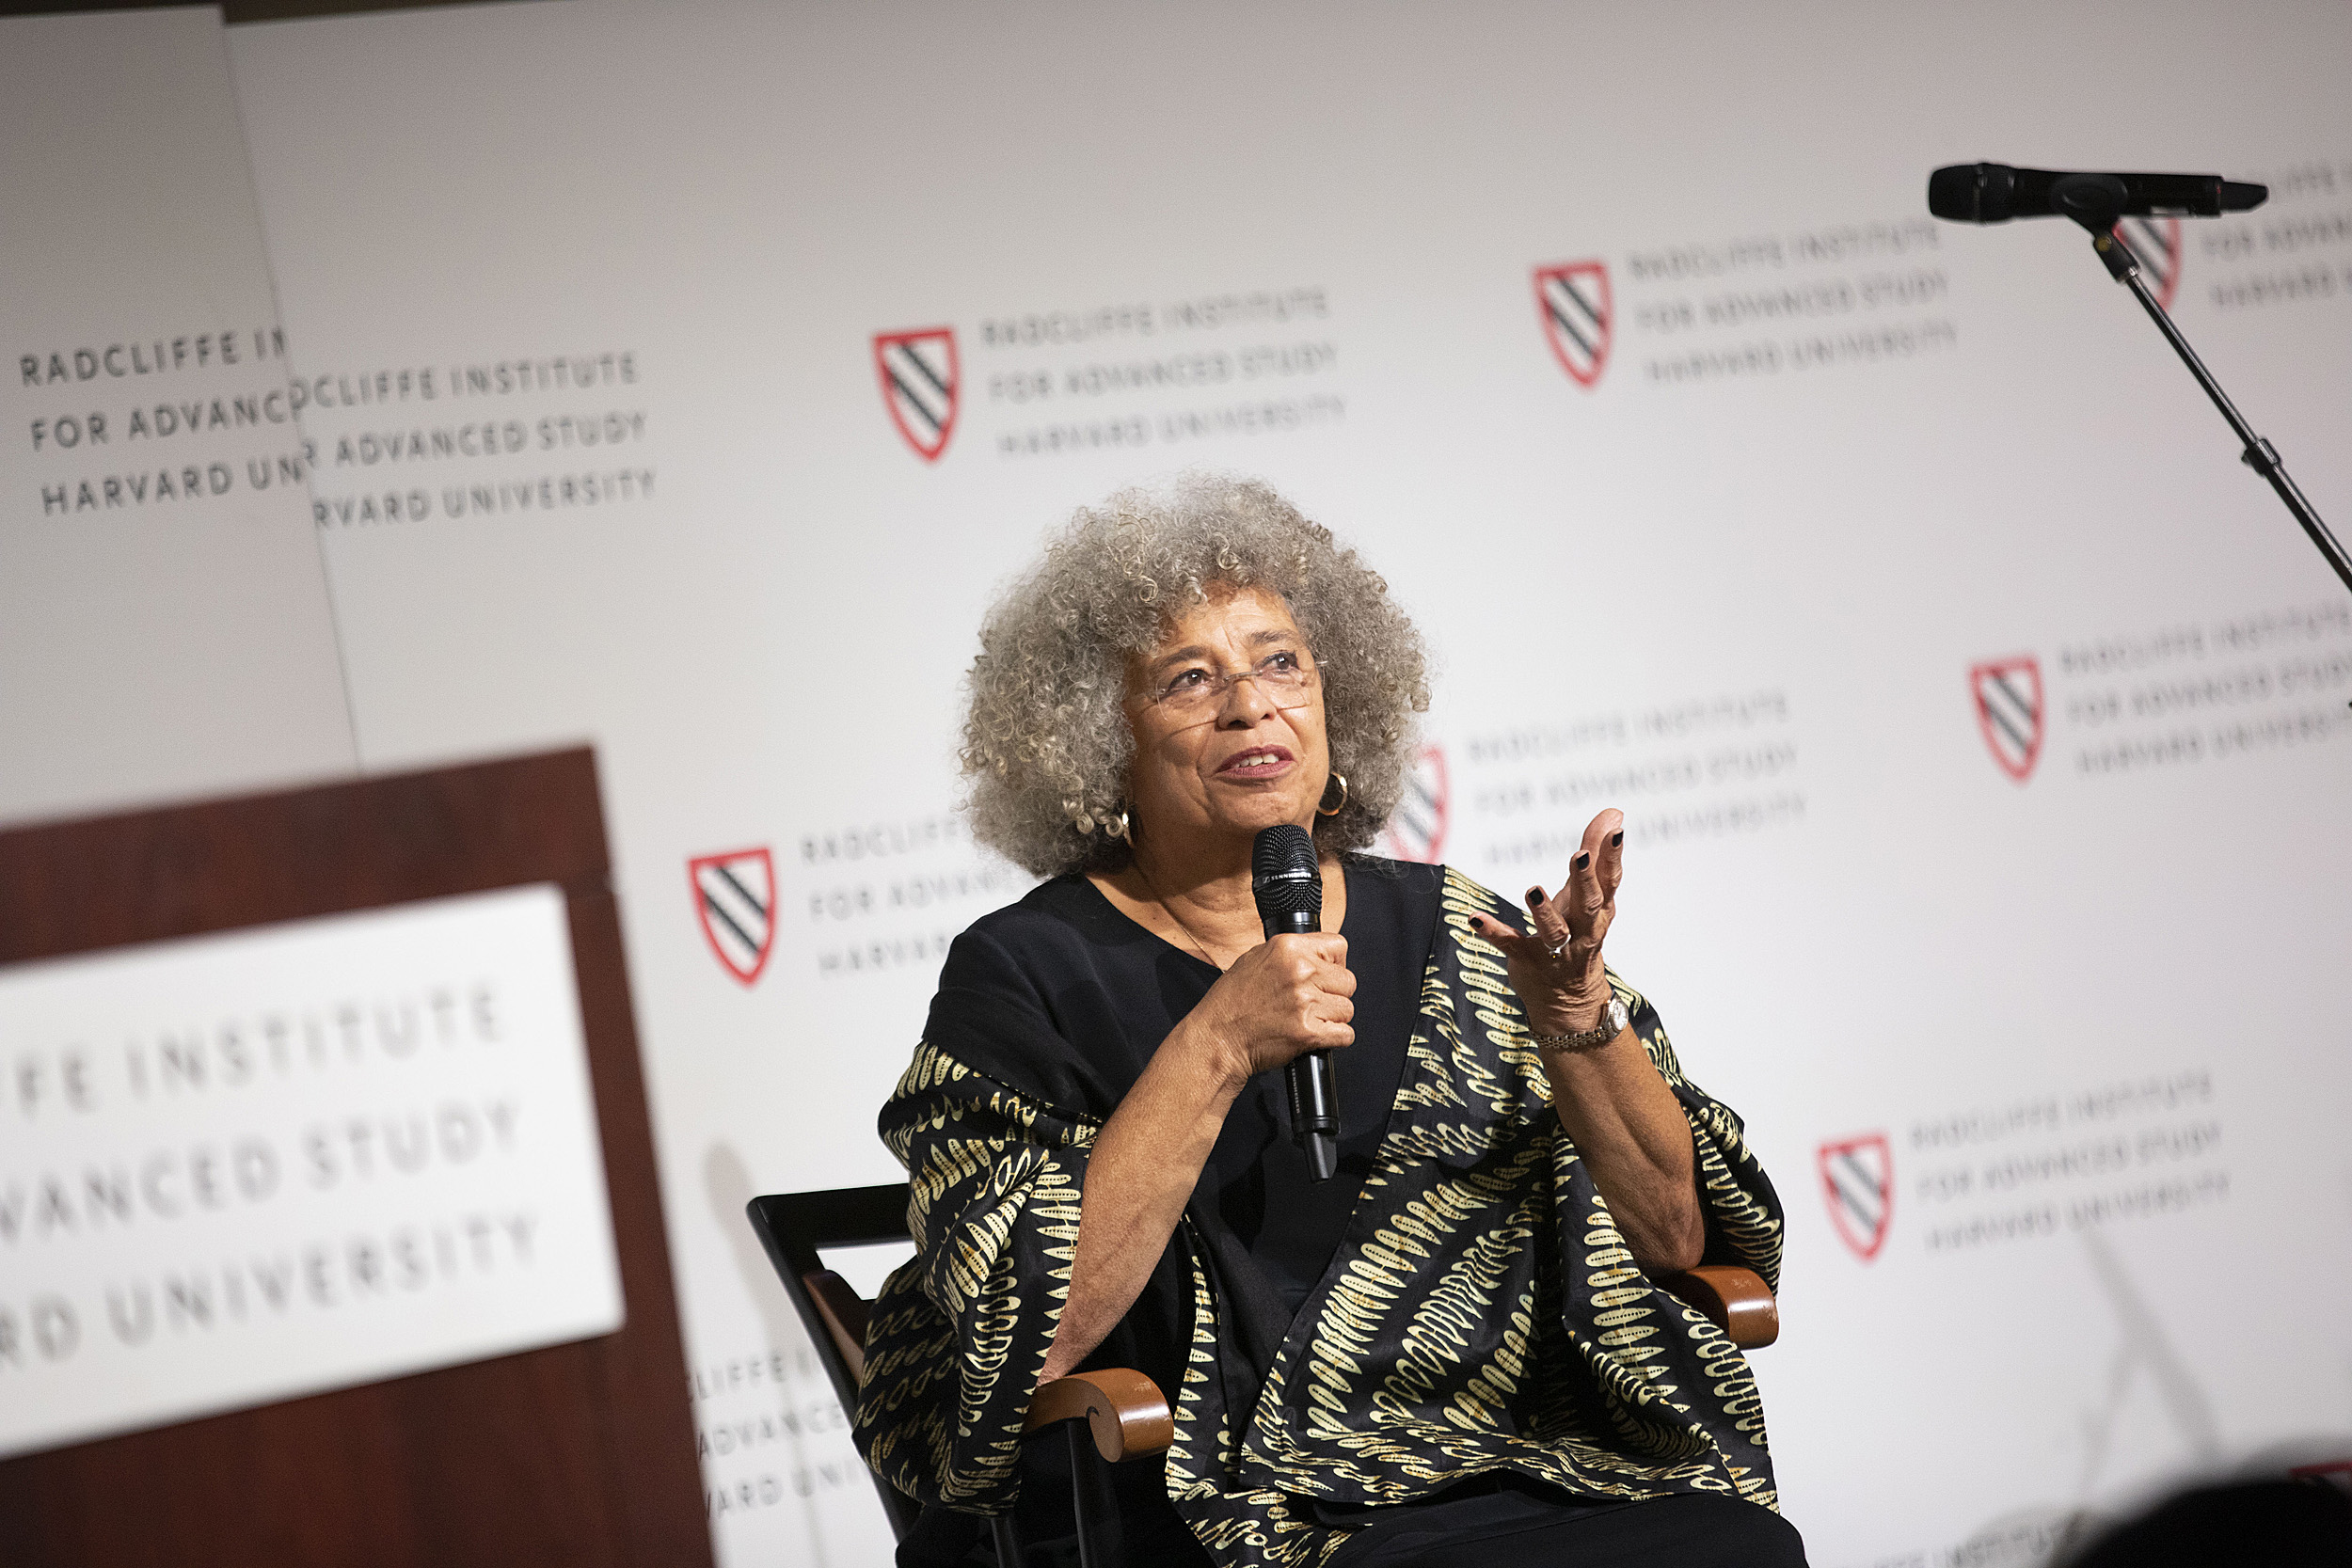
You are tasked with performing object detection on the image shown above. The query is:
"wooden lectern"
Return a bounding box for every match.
[0,750,711,1568]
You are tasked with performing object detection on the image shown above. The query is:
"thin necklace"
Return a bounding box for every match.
[1132,858,1229,971]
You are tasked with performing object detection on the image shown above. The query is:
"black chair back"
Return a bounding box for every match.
[744,1182,922,1539]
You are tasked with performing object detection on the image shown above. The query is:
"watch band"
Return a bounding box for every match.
[1530,996,1629,1054]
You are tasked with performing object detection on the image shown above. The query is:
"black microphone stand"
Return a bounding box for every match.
[2048,172,2352,597]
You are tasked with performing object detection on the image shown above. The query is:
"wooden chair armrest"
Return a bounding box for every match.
[1022,1367,1173,1462]
[1660,1264,1779,1349]
[803,1269,873,1384]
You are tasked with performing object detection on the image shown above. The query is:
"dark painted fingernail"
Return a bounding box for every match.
[1526,887,1546,907]
[1609,831,1623,848]
[1574,852,1591,871]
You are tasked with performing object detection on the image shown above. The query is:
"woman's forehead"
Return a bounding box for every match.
[1149,584,1300,650]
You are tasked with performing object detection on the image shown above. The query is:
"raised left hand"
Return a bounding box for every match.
[1469,807,1624,1037]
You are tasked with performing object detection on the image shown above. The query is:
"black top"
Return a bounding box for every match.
[911,857,1444,1564]
[1192,859,1438,1316]
[920,856,1444,1359]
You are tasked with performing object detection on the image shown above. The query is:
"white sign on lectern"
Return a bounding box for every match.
[0,883,625,1458]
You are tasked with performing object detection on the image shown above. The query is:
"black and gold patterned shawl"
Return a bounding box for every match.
[855,867,1784,1566]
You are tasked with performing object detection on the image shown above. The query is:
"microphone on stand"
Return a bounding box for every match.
[1927,162,2266,224]
[1922,157,2352,607]
[1251,824,1339,1182]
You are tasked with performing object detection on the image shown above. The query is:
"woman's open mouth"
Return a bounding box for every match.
[1216,746,1295,779]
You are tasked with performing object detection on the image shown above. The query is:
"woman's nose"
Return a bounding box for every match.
[1216,672,1278,723]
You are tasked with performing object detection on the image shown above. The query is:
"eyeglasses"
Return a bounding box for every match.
[1137,650,1324,721]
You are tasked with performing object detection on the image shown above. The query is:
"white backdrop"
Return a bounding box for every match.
[0,8,354,827]
[9,3,2352,1565]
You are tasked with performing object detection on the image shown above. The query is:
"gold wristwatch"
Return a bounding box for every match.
[1530,996,1629,1054]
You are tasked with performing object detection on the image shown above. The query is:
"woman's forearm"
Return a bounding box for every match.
[1543,1031,1706,1275]
[1038,1024,1242,1386]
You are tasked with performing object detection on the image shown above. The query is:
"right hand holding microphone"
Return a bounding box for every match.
[1183,932,1354,1087]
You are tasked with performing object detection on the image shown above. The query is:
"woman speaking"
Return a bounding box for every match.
[854,477,1802,1567]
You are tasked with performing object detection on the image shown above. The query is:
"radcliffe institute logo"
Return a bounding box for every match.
[1379,744,1450,864]
[1534,261,1613,388]
[2115,216,2183,312]
[873,326,960,462]
[1969,655,2044,783]
[1819,1132,1893,1261]
[689,847,775,986]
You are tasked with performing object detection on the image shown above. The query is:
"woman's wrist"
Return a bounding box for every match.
[1530,996,1627,1054]
[1161,1014,1252,1101]
[1523,986,1611,1037]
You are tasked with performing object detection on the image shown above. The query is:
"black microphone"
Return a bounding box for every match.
[1251,823,1339,1182]
[1928,163,2266,224]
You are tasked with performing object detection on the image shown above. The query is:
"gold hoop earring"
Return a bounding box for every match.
[1317,771,1348,817]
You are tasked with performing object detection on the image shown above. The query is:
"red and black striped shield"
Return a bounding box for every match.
[1378,744,1450,864]
[2113,216,2183,311]
[1534,261,1613,388]
[1970,656,2044,783]
[1819,1132,1893,1261]
[873,327,960,461]
[690,846,775,986]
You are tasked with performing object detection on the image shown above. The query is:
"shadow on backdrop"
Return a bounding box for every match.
[706,1139,834,1568]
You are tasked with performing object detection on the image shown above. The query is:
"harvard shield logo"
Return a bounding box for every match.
[873,327,960,462]
[1970,656,2044,783]
[2113,216,2183,311]
[1534,261,1613,388]
[1379,744,1450,864]
[690,847,775,986]
[1819,1132,1893,1261]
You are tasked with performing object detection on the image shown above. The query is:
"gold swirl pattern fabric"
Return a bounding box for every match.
[854,868,1784,1566]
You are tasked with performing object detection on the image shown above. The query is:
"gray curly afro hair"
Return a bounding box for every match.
[961,473,1430,878]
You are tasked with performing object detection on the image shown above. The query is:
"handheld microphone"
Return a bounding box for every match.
[1251,823,1339,1182]
[1928,163,2265,224]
